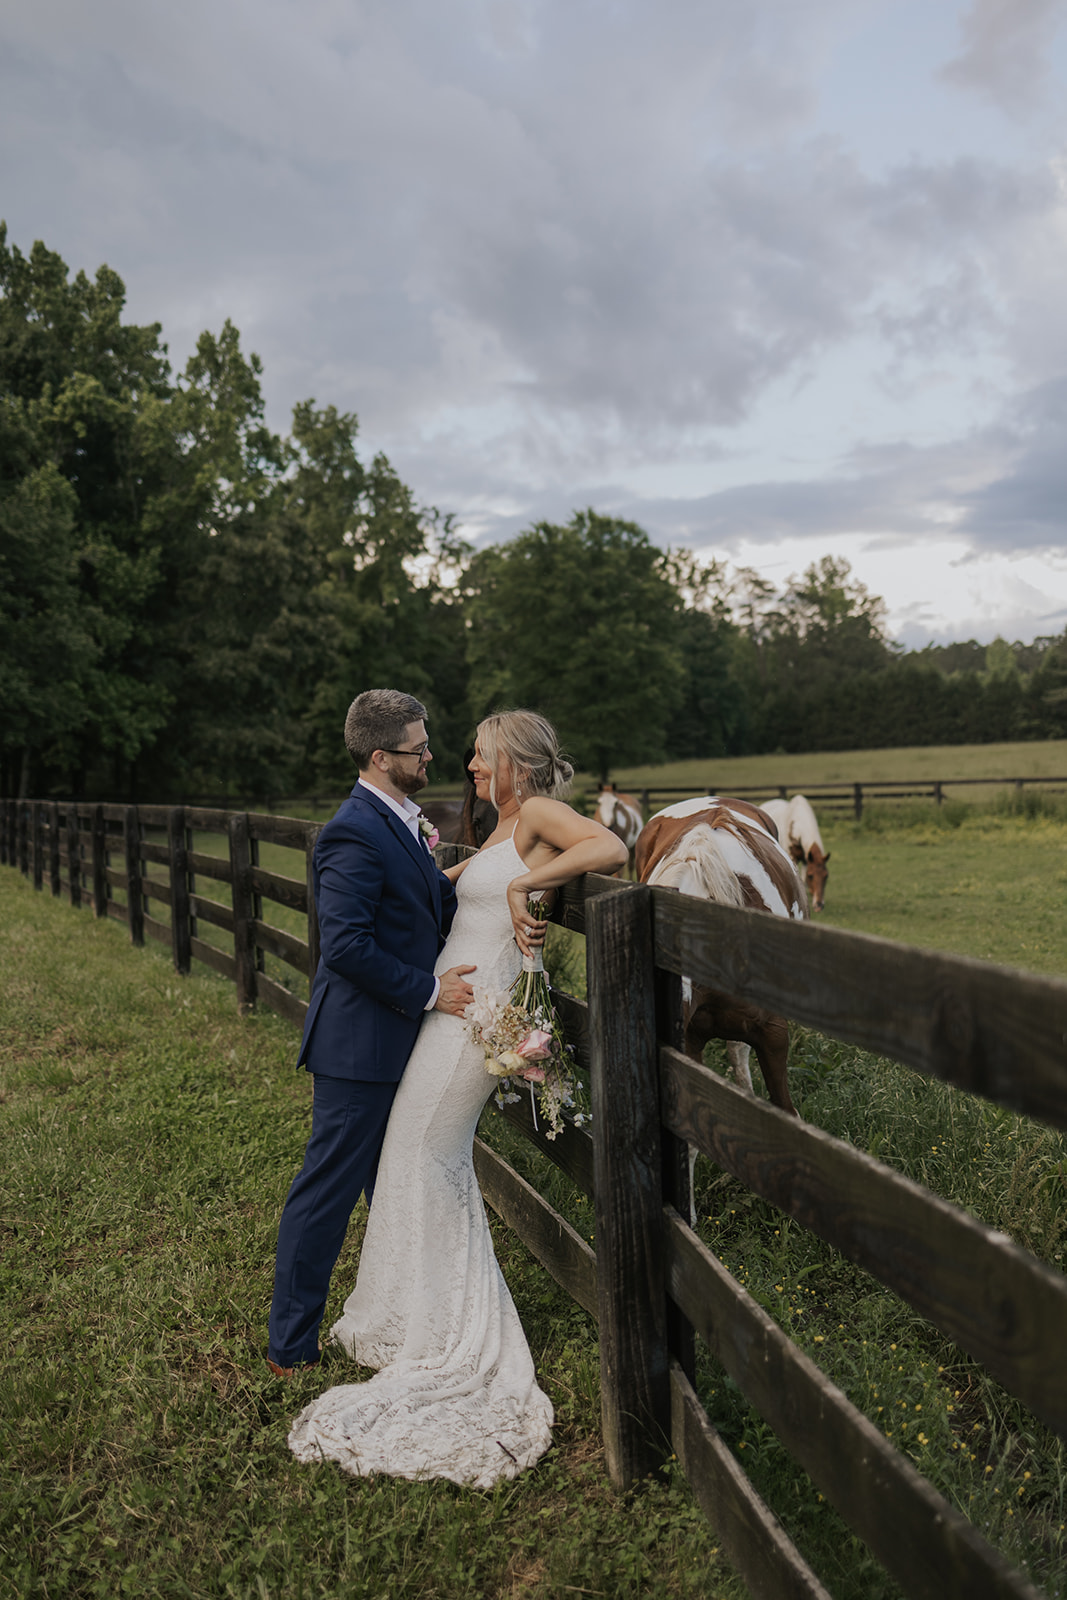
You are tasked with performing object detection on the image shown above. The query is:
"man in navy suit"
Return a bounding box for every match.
[267,689,474,1375]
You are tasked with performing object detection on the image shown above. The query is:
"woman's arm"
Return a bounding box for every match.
[507,797,628,954]
[442,856,473,884]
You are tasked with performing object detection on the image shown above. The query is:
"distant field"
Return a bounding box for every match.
[815,810,1067,980]
[595,739,1067,798]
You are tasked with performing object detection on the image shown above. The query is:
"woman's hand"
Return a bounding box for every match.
[507,879,552,958]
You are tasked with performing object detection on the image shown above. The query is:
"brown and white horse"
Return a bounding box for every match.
[595,784,643,869]
[635,795,807,1117]
[759,795,830,912]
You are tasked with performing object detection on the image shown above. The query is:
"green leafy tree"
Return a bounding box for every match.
[464,510,685,780]
[0,225,175,795]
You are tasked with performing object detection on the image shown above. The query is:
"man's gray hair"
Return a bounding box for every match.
[344,689,428,769]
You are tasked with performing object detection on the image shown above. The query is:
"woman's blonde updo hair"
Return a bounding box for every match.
[476,710,574,808]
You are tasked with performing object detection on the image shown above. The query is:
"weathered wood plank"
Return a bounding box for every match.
[91,805,109,918]
[185,849,233,883]
[49,802,61,896]
[190,894,235,935]
[552,989,590,1070]
[247,812,316,851]
[661,1047,1067,1440]
[141,877,172,907]
[105,866,127,891]
[136,805,172,826]
[652,889,1067,1130]
[587,882,670,1485]
[256,973,308,1028]
[305,823,322,983]
[670,1362,833,1600]
[105,899,127,924]
[31,803,44,890]
[229,814,257,1013]
[137,839,171,867]
[190,936,237,980]
[123,806,144,946]
[473,1138,598,1318]
[486,1091,595,1197]
[554,869,633,935]
[666,1212,1045,1600]
[249,864,307,914]
[167,808,191,976]
[66,806,81,909]
[183,806,233,832]
[250,917,309,974]
[143,914,171,945]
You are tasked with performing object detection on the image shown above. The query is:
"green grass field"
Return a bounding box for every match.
[815,804,1067,979]
[598,738,1067,794]
[0,873,728,1600]
[4,748,1067,1597]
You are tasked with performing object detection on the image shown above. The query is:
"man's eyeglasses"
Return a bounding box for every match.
[379,742,430,759]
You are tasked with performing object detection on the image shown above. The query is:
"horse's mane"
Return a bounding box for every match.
[646,824,747,907]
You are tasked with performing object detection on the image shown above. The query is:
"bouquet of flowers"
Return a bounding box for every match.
[467,899,588,1139]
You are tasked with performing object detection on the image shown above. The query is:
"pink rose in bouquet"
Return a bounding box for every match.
[516,1028,553,1061]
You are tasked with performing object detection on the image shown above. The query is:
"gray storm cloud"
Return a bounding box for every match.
[1,0,1065,584]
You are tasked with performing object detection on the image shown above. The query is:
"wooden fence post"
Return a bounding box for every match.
[305,823,321,984]
[92,805,108,918]
[167,806,191,975]
[67,805,81,908]
[655,964,696,1386]
[124,806,144,946]
[229,812,257,1013]
[853,782,863,820]
[32,802,44,890]
[586,881,671,1486]
[49,802,61,895]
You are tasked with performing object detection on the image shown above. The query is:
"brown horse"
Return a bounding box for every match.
[636,795,807,1116]
[594,784,643,870]
[760,795,830,911]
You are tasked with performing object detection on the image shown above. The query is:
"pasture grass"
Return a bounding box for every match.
[690,1032,1067,1600]
[9,778,1067,1597]
[815,803,1067,979]
[595,738,1067,796]
[0,869,733,1600]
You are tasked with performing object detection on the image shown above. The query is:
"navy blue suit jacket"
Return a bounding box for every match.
[296,784,458,1082]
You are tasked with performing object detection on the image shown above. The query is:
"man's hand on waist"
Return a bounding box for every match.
[434,965,477,1016]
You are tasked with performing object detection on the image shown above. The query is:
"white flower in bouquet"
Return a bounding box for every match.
[464,899,589,1138]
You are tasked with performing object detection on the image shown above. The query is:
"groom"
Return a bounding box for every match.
[267,688,476,1375]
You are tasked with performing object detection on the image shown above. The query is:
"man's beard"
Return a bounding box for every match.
[386,758,429,797]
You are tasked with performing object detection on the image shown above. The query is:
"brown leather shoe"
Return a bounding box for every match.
[267,1352,321,1378]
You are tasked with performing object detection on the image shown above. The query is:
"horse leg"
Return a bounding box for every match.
[686,991,797,1117]
[725,1040,754,1094]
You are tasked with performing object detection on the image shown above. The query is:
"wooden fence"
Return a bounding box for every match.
[622,773,1067,819]
[3,795,1067,1600]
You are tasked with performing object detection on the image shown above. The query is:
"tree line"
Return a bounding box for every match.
[3,227,1066,802]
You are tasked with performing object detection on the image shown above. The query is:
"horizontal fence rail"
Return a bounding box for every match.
[608,774,1067,820]
[3,797,1065,1599]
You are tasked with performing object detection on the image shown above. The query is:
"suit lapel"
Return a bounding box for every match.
[355,786,440,909]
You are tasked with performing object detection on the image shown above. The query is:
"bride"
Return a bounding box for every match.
[287,710,628,1487]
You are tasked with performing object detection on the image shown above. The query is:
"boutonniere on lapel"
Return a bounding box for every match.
[417,815,440,851]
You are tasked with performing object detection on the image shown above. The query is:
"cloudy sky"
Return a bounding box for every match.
[3,0,1067,645]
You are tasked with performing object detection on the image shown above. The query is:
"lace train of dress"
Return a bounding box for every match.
[287,838,554,1488]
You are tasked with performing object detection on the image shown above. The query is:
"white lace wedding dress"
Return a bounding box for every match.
[287,837,555,1488]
